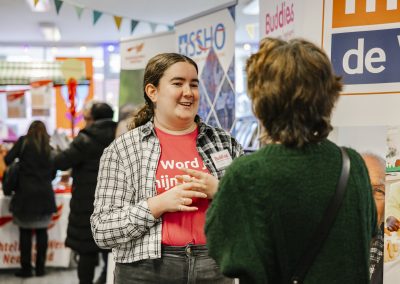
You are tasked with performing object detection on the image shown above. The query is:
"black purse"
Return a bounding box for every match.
[2,141,26,196]
[290,147,350,284]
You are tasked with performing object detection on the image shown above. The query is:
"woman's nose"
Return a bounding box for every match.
[183,85,193,96]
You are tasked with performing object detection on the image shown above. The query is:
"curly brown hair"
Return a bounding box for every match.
[246,37,342,148]
[129,53,198,129]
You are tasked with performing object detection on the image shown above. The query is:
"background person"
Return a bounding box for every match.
[205,37,377,284]
[91,53,243,284]
[115,103,139,137]
[54,101,117,284]
[362,153,385,284]
[4,120,56,277]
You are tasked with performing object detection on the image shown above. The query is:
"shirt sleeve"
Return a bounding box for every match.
[90,142,158,249]
[4,137,24,165]
[54,131,86,170]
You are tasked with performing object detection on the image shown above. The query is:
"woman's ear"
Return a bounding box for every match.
[145,84,157,103]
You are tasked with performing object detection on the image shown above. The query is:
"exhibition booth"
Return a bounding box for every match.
[0,0,399,284]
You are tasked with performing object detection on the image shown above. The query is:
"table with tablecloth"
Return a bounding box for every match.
[0,192,72,268]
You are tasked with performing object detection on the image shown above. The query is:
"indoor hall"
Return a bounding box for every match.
[1,0,399,284]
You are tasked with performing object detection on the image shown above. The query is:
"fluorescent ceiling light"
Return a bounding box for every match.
[26,0,51,12]
[242,0,259,15]
[39,23,61,41]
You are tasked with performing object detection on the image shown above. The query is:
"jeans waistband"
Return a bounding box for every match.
[162,244,208,257]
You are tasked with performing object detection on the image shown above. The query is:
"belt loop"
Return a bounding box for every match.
[185,243,193,256]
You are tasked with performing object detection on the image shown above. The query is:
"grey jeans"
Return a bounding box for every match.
[114,244,234,284]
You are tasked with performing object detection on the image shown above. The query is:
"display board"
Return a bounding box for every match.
[175,1,237,132]
[119,31,175,115]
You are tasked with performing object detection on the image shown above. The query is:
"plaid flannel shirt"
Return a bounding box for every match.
[90,119,244,263]
[369,225,384,279]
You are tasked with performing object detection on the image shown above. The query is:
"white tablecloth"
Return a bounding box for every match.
[0,193,72,268]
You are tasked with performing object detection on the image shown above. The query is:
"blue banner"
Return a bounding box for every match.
[331,28,400,85]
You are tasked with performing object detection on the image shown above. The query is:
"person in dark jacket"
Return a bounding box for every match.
[4,120,57,278]
[54,101,117,284]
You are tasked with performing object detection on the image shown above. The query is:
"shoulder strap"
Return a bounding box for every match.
[291,147,350,284]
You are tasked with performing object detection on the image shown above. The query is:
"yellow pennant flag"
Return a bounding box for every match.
[34,0,40,6]
[246,24,255,40]
[114,16,123,30]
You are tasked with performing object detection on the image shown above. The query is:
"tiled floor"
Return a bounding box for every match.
[0,261,103,284]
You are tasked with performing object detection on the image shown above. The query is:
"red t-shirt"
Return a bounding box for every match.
[155,127,210,246]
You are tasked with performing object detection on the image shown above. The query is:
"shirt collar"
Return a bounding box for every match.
[140,115,207,140]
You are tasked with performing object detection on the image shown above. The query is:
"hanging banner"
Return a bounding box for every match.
[175,1,237,132]
[30,80,53,117]
[55,57,92,137]
[323,0,400,95]
[119,31,175,114]
[120,31,175,70]
[259,0,303,40]
[6,91,26,118]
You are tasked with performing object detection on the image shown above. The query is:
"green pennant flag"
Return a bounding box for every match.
[167,25,174,31]
[54,0,63,14]
[149,23,157,33]
[130,20,139,34]
[74,6,84,19]
[93,10,102,25]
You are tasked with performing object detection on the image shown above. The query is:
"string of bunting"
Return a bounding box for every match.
[33,0,174,34]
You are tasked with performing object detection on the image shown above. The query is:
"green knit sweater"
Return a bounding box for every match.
[206,139,376,284]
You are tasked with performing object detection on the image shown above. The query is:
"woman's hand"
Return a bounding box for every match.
[386,216,400,232]
[177,168,219,199]
[147,181,207,219]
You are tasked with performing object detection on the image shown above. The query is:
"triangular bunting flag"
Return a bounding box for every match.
[93,10,102,25]
[245,24,255,39]
[54,0,63,14]
[167,25,174,31]
[114,16,123,30]
[130,20,139,34]
[34,0,40,7]
[149,23,157,33]
[74,6,84,19]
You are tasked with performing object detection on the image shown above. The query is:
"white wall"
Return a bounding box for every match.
[329,126,387,159]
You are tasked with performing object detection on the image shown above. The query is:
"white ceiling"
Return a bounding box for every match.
[0,0,259,46]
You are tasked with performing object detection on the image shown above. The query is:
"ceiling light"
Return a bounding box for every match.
[39,22,61,41]
[107,45,115,52]
[242,0,259,15]
[26,0,51,12]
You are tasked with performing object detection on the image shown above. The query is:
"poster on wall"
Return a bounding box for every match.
[6,91,26,118]
[55,58,93,137]
[175,1,236,132]
[259,0,306,41]
[323,0,400,95]
[30,80,53,117]
[385,125,400,282]
[119,31,175,118]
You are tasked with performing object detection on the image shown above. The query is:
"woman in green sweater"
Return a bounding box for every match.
[205,38,377,284]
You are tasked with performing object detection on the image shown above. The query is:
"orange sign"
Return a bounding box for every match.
[332,0,400,28]
[55,57,93,136]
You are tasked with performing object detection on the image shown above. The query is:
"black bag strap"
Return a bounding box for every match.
[291,147,350,284]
